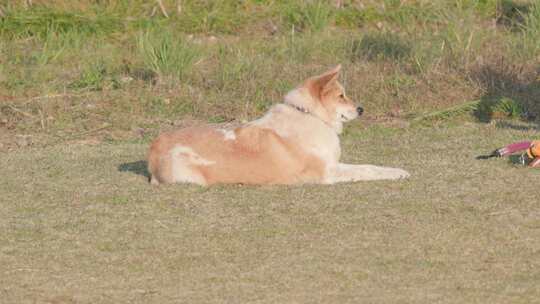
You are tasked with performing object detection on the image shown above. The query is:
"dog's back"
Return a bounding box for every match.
[147,121,326,185]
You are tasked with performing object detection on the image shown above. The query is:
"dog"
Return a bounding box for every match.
[147,65,410,185]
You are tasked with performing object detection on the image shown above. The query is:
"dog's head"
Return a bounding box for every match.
[284,65,362,133]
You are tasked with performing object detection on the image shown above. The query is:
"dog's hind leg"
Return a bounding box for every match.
[324,163,410,183]
[150,176,160,185]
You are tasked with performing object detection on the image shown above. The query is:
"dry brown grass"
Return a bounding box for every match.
[1,122,540,303]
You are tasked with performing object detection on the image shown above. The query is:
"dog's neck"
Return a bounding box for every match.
[283,88,343,134]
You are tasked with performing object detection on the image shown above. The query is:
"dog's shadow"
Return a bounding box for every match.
[118,160,150,179]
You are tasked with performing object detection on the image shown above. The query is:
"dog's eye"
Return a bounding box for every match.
[339,94,344,98]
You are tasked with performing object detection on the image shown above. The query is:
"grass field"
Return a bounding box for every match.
[1,0,539,303]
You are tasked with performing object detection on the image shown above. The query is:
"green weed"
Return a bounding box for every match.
[70,61,108,91]
[136,29,200,81]
[477,96,526,120]
[412,100,481,124]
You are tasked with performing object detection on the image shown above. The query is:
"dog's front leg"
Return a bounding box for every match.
[324,163,410,183]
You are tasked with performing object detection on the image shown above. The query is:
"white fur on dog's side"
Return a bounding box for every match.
[218,129,236,141]
[170,145,214,185]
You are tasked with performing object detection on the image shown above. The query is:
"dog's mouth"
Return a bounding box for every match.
[340,113,357,122]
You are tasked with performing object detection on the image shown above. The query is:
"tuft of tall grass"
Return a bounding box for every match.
[492,97,525,118]
[136,29,200,81]
[519,2,540,57]
[429,3,483,70]
[34,25,85,65]
[476,96,526,120]
[284,1,333,32]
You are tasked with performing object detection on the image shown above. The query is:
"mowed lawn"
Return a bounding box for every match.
[1,121,539,303]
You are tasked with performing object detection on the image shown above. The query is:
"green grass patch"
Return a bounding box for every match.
[173,0,253,34]
[283,0,334,32]
[335,6,379,28]
[70,61,108,91]
[0,0,538,143]
[0,6,123,39]
[350,32,412,62]
[519,2,540,57]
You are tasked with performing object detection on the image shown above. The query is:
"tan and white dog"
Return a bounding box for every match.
[147,65,410,185]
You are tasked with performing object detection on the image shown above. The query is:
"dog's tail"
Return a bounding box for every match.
[147,140,161,185]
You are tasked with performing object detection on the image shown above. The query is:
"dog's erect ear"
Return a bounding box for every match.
[307,65,341,100]
[315,65,341,87]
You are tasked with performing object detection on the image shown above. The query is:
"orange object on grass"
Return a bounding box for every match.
[527,141,540,167]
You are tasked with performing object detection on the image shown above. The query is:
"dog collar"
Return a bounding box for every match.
[284,103,341,133]
[286,103,310,114]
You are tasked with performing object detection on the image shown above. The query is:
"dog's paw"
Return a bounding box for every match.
[397,169,410,179]
[386,168,410,180]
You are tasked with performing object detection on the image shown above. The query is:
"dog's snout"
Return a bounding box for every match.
[356,106,364,115]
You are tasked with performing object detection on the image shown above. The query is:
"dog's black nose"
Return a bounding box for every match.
[356,106,364,115]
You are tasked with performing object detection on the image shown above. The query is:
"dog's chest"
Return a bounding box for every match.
[297,129,340,164]
[251,107,341,164]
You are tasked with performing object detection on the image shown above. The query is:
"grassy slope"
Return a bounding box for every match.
[1,0,539,148]
[1,1,540,303]
[1,122,540,303]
